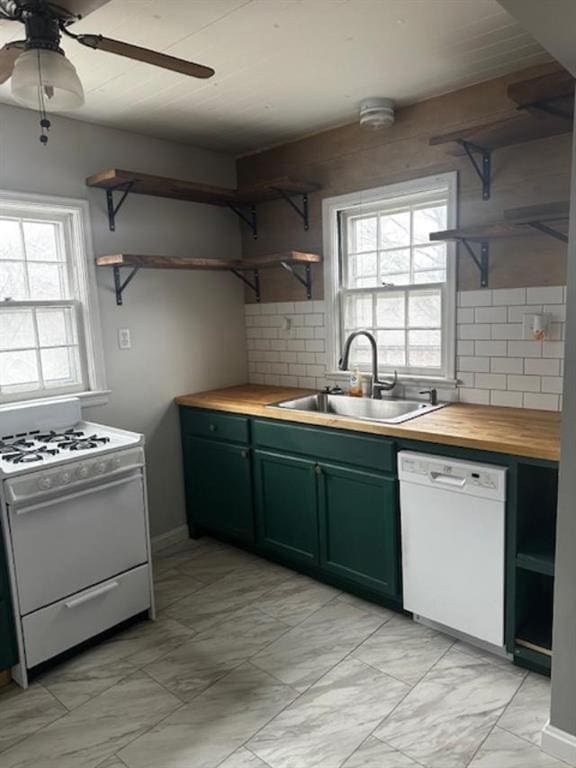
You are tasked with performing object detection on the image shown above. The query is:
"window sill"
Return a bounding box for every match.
[0,390,111,411]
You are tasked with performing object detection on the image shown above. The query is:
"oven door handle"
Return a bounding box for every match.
[12,473,142,515]
[65,580,120,609]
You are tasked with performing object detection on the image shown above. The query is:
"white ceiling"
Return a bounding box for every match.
[0,0,551,156]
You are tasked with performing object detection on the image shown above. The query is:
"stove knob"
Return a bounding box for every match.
[38,476,53,491]
[76,465,89,479]
[95,461,107,474]
[59,471,72,485]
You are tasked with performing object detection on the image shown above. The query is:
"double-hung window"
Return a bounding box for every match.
[324,173,457,382]
[0,192,106,404]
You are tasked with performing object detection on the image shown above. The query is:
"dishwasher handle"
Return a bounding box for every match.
[429,471,466,488]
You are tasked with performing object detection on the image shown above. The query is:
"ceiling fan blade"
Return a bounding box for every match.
[76,35,215,79]
[0,43,22,85]
[51,1,112,20]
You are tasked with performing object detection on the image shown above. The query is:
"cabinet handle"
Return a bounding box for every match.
[314,463,322,475]
[209,424,217,432]
[241,449,249,459]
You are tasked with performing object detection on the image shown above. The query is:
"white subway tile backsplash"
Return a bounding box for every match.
[457,308,475,324]
[492,288,526,306]
[459,388,490,404]
[491,357,524,374]
[245,289,565,411]
[523,393,560,411]
[457,340,475,356]
[527,286,564,304]
[491,324,523,340]
[508,341,542,358]
[475,341,508,357]
[458,357,491,373]
[524,358,561,376]
[508,304,543,323]
[490,390,523,407]
[541,376,563,394]
[475,373,507,390]
[507,375,541,393]
[459,290,492,307]
[474,307,508,324]
[457,372,475,387]
[542,341,565,358]
[458,324,492,340]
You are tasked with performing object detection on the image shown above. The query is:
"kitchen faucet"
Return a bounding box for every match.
[339,330,397,398]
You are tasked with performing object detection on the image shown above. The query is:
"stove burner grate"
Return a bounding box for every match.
[36,429,85,444]
[58,435,111,451]
[1,446,60,464]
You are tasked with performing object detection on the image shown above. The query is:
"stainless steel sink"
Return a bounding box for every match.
[268,393,448,424]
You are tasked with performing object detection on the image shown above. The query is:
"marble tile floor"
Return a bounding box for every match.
[0,536,569,768]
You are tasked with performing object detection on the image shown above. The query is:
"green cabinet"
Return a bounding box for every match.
[182,435,254,543]
[254,450,319,566]
[318,463,399,598]
[0,526,17,671]
[179,406,402,607]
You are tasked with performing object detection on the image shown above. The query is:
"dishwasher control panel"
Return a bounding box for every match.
[398,452,506,501]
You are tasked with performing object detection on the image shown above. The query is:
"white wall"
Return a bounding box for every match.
[0,103,247,537]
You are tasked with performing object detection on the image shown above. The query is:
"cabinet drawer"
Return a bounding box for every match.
[253,419,395,474]
[180,408,249,444]
[22,565,151,669]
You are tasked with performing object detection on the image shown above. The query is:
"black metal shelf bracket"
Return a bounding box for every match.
[280,261,313,299]
[231,268,261,302]
[460,239,489,288]
[227,203,258,239]
[456,139,492,201]
[105,181,135,232]
[113,265,140,306]
[526,221,569,244]
[272,188,310,230]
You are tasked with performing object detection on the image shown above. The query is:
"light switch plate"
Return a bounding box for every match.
[118,328,131,349]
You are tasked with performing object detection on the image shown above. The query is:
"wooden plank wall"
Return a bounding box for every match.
[237,63,571,303]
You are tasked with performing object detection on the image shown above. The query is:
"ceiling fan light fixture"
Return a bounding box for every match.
[11,48,84,110]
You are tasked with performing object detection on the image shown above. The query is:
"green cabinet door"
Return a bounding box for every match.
[0,526,17,671]
[183,435,254,542]
[318,463,400,598]
[254,450,319,566]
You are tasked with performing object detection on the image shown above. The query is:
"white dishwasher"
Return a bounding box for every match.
[398,451,507,647]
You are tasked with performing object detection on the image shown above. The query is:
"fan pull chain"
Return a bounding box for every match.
[35,49,51,146]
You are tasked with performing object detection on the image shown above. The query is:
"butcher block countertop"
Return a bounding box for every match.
[175,384,561,462]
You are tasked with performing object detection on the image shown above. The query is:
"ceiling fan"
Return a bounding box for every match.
[0,0,215,142]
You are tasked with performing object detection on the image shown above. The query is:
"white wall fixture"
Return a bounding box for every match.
[359,98,395,129]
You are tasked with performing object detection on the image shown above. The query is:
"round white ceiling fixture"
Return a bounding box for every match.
[359,98,395,130]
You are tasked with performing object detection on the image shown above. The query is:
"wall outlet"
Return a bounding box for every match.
[118,328,131,349]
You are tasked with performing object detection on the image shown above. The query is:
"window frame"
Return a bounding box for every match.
[0,190,108,407]
[323,172,458,384]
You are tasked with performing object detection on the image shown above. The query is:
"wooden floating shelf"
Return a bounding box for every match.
[96,252,322,306]
[429,67,574,200]
[86,168,321,235]
[430,201,569,289]
[86,168,320,206]
[429,112,571,157]
[430,223,528,243]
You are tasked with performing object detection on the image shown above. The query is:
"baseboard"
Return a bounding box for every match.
[542,720,576,763]
[0,669,10,689]
[150,524,189,554]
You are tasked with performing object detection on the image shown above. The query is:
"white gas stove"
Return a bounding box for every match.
[0,398,154,688]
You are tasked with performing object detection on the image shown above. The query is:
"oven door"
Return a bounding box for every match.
[7,470,148,615]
